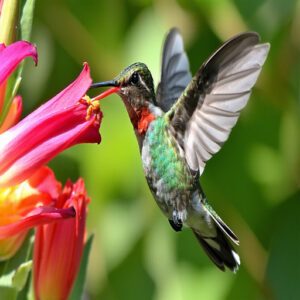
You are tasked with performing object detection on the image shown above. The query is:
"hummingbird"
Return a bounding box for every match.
[91,29,270,272]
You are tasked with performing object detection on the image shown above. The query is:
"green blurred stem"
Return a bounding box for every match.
[0,0,19,45]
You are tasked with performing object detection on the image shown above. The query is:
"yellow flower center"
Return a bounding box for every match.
[79,95,101,121]
[0,181,47,225]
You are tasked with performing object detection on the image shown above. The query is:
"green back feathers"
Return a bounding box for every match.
[146,117,192,191]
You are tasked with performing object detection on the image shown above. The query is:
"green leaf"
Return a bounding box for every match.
[16,270,32,300]
[0,232,34,297]
[12,260,32,291]
[69,235,94,300]
[0,286,17,300]
[19,0,36,42]
[15,0,36,84]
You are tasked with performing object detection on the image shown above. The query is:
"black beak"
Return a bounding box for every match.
[90,80,118,89]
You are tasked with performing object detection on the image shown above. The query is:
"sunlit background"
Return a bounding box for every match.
[21,0,300,299]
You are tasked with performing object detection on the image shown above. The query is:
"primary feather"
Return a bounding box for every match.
[164,32,270,174]
[156,28,192,112]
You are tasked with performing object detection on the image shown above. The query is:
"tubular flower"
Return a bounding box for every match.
[0,41,37,86]
[33,178,89,300]
[0,167,75,260]
[0,41,37,115]
[0,40,102,259]
[0,62,101,188]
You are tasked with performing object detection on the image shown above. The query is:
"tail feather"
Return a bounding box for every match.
[192,227,240,272]
[203,202,239,245]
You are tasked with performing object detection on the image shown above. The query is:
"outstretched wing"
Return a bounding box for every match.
[156,28,192,112]
[166,32,270,175]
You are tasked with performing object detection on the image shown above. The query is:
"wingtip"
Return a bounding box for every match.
[232,250,241,273]
[262,42,271,52]
[227,31,260,43]
[169,27,180,34]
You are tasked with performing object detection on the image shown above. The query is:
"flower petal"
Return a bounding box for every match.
[28,166,61,199]
[0,206,75,239]
[0,230,28,261]
[0,0,3,17]
[0,166,59,225]
[0,106,101,187]
[0,166,64,258]
[0,41,37,86]
[25,62,91,120]
[0,64,101,187]
[33,178,89,300]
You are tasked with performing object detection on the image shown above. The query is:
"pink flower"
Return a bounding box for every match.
[0,41,37,86]
[0,40,102,259]
[0,60,101,188]
[0,0,3,16]
[33,178,89,300]
[0,41,37,117]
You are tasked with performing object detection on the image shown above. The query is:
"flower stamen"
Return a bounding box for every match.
[79,95,101,121]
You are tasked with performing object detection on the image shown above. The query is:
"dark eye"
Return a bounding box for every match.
[130,72,139,85]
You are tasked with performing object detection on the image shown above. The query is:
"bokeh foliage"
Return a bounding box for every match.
[19,0,300,299]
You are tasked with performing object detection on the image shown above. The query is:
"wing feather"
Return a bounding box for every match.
[156,28,192,112]
[166,32,270,174]
[207,92,250,113]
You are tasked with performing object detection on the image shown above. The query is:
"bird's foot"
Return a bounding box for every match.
[169,219,182,232]
[169,210,183,232]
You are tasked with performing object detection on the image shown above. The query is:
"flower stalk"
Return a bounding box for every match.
[0,0,19,45]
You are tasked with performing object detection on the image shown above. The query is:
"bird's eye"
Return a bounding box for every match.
[130,72,139,85]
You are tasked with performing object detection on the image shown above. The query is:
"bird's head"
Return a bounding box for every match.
[91,62,156,110]
[90,62,159,136]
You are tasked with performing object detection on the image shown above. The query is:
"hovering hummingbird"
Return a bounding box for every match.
[91,29,270,272]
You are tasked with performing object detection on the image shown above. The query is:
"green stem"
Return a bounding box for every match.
[0,0,19,45]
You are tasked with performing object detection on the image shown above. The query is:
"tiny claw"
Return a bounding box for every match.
[169,219,182,232]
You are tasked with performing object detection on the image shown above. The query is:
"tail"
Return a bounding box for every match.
[192,204,240,272]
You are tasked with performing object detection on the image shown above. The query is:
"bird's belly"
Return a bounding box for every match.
[186,192,215,235]
[142,119,194,218]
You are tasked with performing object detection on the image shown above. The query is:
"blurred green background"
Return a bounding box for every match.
[20,0,300,299]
